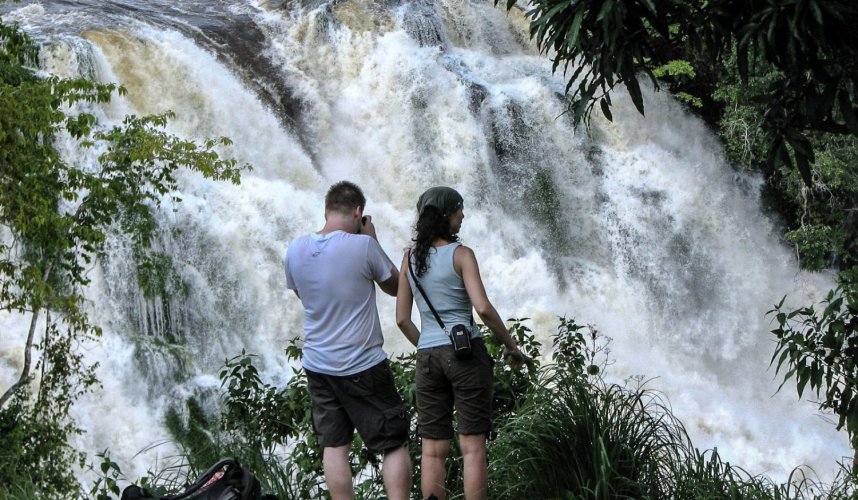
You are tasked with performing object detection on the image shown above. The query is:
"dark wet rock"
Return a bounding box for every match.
[439,56,488,114]
[402,0,446,48]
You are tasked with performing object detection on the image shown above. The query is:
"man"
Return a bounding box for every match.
[285,181,411,500]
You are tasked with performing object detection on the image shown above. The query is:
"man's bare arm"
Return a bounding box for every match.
[359,214,399,296]
[378,265,399,296]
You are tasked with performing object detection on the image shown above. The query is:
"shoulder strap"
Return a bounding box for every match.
[408,250,447,332]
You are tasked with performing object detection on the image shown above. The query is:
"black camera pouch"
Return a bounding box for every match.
[449,324,473,359]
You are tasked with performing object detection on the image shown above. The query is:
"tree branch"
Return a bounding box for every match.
[0,306,41,409]
[0,261,52,409]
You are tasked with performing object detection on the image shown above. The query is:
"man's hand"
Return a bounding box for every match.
[358,214,379,240]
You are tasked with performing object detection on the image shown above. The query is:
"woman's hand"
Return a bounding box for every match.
[503,345,526,370]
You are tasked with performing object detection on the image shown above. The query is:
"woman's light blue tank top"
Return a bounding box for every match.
[408,242,478,349]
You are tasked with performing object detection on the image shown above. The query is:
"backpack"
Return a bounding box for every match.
[120,458,277,500]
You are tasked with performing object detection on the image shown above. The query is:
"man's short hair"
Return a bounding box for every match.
[325,181,366,214]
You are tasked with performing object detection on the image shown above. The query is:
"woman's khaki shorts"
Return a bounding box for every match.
[416,338,493,439]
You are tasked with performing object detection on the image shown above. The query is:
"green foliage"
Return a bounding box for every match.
[0,392,85,498]
[489,320,681,498]
[88,450,124,500]
[785,224,838,271]
[136,251,183,299]
[778,135,858,275]
[550,316,612,379]
[219,350,303,453]
[840,269,858,297]
[0,18,248,497]
[715,53,858,276]
[507,0,691,125]
[484,318,543,422]
[653,61,703,108]
[713,56,782,167]
[653,60,696,80]
[670,447,840,500]
[720,0,858,186]
[0,19,39,82]
[165,399,220,471]
[769,289,858,453]
[489,319,854,499]
[490,380,688,499]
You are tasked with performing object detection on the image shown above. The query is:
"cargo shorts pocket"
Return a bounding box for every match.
[344,371,375,397]
[382,405,409,441]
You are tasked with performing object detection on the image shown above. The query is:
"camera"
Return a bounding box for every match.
[449,324,473,359]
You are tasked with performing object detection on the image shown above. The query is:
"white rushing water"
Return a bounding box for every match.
[1,0,851,485]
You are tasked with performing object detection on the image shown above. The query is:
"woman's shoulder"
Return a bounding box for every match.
[453,243,476,262]
[453,242,473,252]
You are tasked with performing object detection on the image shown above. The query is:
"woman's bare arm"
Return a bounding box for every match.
[395,251,420,347]
[455,245,524,368]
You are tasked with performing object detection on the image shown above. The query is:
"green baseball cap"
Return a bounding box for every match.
[416,186,464,215]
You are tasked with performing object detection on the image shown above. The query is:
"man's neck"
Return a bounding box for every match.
[319,214,354,235]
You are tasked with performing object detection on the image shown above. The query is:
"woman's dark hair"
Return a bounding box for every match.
[412,206,458,277]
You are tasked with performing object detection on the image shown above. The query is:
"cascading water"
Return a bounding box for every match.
[1,0,850,485]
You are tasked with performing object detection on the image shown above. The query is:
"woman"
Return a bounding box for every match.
[396,186,524,500]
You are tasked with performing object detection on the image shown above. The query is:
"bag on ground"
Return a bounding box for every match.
[120,457,276,500]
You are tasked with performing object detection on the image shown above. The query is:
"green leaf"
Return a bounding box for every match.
[824,297,844,318]
[808,0,824,25]
[784,133,814,186]
[797,368,810,397]
[625,76,645,116]
[794,150,813,186]
[639,0,657,14]
[596,0,615,23]
[568,10,585,49]
[776,348,791,371]
[812,362,823,390]
[847,402,858,435]
[838,92,858,135]
[736,37,750,80]
[831,320,846,334]
[599,97,613,121]
[544,2,570,22]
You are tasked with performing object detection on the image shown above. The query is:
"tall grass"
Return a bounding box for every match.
[489,370,689,499]
[488,364,856,499]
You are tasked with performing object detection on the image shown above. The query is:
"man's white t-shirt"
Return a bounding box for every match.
[285,230,391,376]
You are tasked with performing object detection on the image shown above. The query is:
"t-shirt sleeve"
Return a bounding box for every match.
[365,238,392,283]
[285,247,296,290]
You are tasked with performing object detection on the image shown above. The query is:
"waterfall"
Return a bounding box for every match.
[1,0,850,484]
